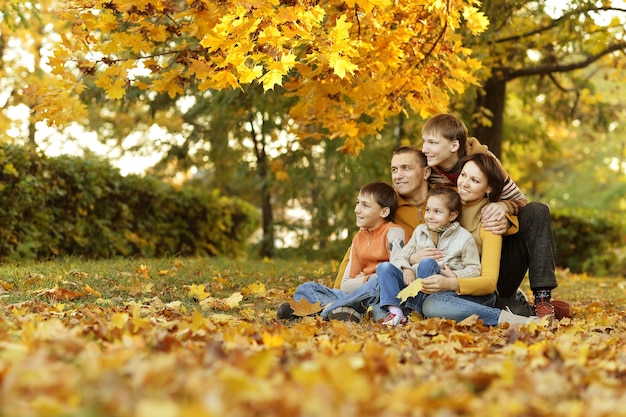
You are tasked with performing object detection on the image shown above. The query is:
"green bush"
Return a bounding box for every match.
[552,208,626,277]
[0,144,259,260]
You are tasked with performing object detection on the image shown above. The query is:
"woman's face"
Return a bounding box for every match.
[457,161,492,204]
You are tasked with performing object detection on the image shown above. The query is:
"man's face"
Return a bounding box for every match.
[390,152,428,199]
[421,132,459,170]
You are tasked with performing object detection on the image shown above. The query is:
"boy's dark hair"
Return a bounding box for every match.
[428,187,462,221]
[359,182,398,222]
[460,153,505,202]
[392,146,428,168]
[421,114,469,159]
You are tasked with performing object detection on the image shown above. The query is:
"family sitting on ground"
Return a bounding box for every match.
[277,113,573,326]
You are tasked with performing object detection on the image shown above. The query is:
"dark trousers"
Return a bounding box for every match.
[497,202,558,298]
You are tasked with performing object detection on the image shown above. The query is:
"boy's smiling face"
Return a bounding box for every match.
[421,132,460,171]
[354,193,388,230]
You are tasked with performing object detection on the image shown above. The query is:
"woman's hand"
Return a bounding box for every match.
[480,202,508,235]
[420,274,460,294]
[408,248,445,265]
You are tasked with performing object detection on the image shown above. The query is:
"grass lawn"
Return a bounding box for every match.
[0,256,625,417]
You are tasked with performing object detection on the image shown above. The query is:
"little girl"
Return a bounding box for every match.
[377,186,481,326]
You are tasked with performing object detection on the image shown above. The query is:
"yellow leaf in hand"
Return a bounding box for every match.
[398,280,422,303]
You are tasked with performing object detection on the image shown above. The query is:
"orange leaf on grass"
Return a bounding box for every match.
[290,298,322,317]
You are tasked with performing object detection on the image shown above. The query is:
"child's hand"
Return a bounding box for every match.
[409,248,444,265]
[440,264,457,278]
[402,268,417,286]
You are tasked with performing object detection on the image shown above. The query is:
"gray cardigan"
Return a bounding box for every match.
[391,221,481,278]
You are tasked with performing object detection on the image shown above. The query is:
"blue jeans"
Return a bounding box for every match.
[294,278,383,320]
[378,259,439,316]
[293,281,345,307]
[319,276,381,319]
[378,258,500,325]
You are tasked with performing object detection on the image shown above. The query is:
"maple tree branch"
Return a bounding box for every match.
[354,4,361,40]
[505,41,626,80]
[422,6,449,64]
[494,6,626,44]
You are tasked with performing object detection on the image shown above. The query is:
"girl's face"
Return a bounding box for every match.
[354,193,388,230]
[457,161,492,205]
[421,132,459,171]
[425,195,458,230]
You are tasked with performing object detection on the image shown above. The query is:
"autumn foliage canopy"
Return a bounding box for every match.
[39,0,488,154]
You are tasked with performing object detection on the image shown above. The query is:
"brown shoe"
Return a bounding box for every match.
[551,300,574,319]
[534,300,555,318]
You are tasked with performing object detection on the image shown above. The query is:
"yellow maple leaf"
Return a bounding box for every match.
[398,279,423,303]
[82,285,102,298]
[463,6,490,35]
[110,312,129,330]
[262,331,284,348]
[188,284,210,301]
[189,309,207,333]
[259,68,284,91]
[290,298,322,316]
[224,292,243,308]
[211,70,241,90]
[242,282,267,296]
[329,53,358,78]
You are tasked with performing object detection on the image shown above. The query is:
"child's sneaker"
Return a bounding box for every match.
[381,312,407,327]
[326,306,364,323]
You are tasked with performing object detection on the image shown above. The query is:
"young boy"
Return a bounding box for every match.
[277,182,407,321]
[377,186,481,326]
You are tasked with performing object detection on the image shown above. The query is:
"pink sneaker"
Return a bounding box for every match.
[381,312,407,327]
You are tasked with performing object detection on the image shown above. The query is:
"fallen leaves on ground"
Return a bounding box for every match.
[0,264,625,417]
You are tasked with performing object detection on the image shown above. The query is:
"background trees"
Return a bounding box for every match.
[0,0,624,269]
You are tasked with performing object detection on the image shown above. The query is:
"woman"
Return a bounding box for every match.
[376,153,543,326]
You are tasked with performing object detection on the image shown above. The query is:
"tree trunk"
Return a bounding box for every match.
[250,117,275,258]
[260,165,274,258]
[473,75,507,158]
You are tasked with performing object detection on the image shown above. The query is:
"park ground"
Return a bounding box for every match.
[0,256,625,417]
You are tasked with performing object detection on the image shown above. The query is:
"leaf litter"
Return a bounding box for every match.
[0,262,625,417]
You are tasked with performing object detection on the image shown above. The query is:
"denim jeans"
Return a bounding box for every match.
[378,258,439,316]
[378,258,500,325]
[421,292,499,325]
[293,278,383,320]
[293,281,346,308]
[499,202,558,297]
[319,276,381,319]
